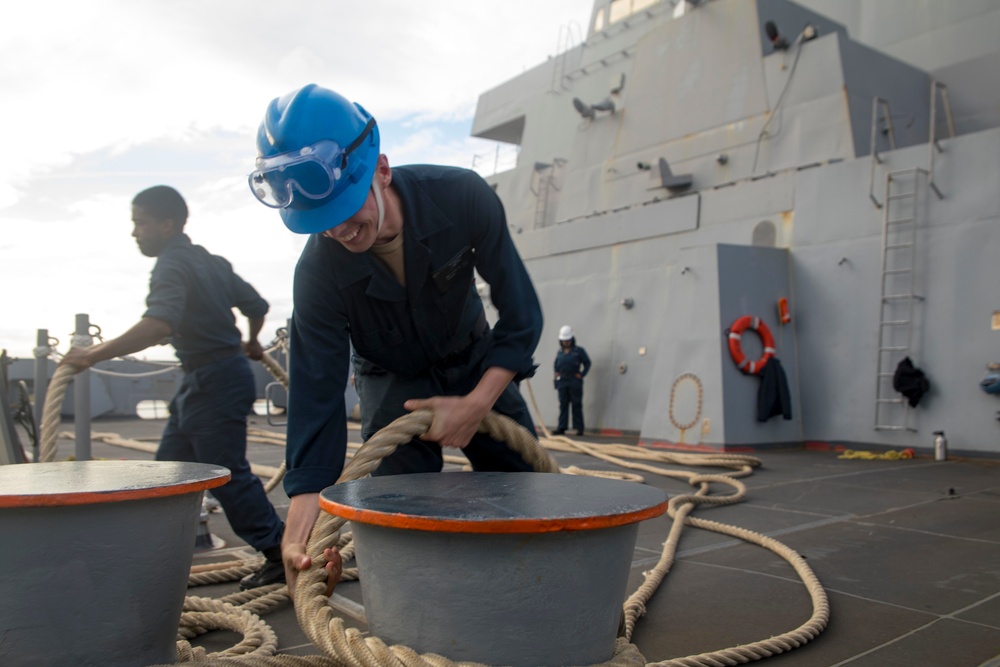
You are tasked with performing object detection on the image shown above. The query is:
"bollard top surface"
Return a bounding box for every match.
[320,472,668,533]
[0,460,230,508]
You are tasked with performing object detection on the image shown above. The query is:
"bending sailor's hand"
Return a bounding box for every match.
[404,395,488,449]
[283,493,340,598]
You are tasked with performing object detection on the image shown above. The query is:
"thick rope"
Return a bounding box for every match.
[38,364,77,462]
[271,411,828,667]
[37,354,829,666]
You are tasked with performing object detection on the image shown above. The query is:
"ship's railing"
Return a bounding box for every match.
[868,81,956,208]
[867,97,897,208]
[927,80,955,200]
[471,143,520,177]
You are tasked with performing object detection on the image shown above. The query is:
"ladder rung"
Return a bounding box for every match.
[883,294,915,301]
[877,399,906,405]
[879,346,909,352]
[877,372,896,377]
[880,319,912,326]
[875,425,909,431]
[888,192,915,199]
[886,243,913,250]
[887,217,914,225]
[883,269,912,275]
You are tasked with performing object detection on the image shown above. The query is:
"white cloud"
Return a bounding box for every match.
[0,0,594,357]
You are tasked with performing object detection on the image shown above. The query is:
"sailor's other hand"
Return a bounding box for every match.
[243,339,264,361]
[404,396,486,448]
[284,544,342,598]
[283,542,311,596]
[321,547,343,597]
[59,347,93,370]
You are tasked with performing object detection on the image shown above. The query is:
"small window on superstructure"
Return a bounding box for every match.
[594,7,606,32]
[608,0,660,26]
[609,0,630,24]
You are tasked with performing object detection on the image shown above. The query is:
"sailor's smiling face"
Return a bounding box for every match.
[321,155,398,253]
[131,205,177,257]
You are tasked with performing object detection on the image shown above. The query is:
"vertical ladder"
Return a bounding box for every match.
[871,80,954,430]
[534,177,551,229]
[549,23,580,93]
[874,168,925,431]
[531,159,565,229]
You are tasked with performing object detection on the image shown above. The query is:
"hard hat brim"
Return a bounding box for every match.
[278,156,377,235]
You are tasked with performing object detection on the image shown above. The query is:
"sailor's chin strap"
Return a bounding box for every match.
[371,176,385,235]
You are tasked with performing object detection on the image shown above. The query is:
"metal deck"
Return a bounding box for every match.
[37,415,1000,666]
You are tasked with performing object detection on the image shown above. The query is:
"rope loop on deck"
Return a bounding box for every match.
[36,357,829,667]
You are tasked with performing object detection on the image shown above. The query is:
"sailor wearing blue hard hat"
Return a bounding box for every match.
[250,84,383,237]
[249,83,544,597]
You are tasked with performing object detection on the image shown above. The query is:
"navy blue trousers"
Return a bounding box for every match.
[557,384,584,432]
[353,336,537,477]
[157,355,284,552]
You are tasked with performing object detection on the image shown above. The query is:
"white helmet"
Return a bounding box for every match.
[558,325,574,341]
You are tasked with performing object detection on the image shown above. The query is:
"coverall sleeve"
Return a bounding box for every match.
[142,257,188,333]
[229,269,269,320]
[283,243,352,495]
[466,177,542,379]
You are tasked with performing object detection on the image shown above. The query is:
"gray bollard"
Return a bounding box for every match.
[0,460,229,667]
[320,472,668,666]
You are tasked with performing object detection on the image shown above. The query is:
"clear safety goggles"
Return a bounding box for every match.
[249,118,376,209]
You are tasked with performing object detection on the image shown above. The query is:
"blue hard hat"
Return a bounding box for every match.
[252,84,380,234]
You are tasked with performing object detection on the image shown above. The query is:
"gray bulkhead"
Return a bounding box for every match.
[472,0,1000,457]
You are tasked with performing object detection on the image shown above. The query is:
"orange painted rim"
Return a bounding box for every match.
[0,476,230,508]
[319,495,670,533]
[0,461,230,508]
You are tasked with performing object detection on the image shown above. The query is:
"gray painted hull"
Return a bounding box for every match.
[473,0,1000,458]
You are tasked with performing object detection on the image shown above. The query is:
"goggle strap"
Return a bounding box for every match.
[341,118,376,168]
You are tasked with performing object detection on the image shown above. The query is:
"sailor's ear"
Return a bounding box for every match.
[375,154,392,187]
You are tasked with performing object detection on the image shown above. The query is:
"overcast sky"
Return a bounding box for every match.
[0,0,594,360]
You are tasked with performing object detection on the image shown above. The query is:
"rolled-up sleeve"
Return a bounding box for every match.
[142,257,187,333]
[231,270,269,320]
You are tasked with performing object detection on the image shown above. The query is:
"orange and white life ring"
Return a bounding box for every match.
[728,315,775,375]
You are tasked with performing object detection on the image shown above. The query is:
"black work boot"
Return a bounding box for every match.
[240,547,286,590]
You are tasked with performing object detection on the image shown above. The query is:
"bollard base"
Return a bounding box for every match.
[0,461,229,667]
[321,472,667,667]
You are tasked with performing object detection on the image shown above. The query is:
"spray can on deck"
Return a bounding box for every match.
[933,431,948,461]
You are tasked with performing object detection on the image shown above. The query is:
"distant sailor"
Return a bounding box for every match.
[553,325,591,436]
[248,83,544,595]
[60,185,286,590]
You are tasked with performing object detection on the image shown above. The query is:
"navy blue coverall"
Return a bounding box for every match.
[144,233,284,553]
[285,165,543,495]
[554,343,591,433]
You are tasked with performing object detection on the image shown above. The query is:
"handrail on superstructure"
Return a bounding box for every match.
[868,97,897,208]
[927,80,956,200]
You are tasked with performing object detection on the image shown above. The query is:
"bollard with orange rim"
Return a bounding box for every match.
[320,471,668,666]
[0,460,229,667]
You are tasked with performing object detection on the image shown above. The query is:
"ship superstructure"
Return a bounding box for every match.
[472,0,1000,456]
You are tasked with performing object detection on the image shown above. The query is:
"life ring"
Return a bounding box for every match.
[728,315,775,375]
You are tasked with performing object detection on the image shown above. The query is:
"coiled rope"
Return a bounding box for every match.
[147,407,828,667]
[38,355,829,666]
